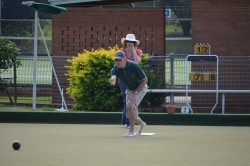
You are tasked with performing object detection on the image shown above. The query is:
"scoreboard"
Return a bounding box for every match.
[189,71,216,81]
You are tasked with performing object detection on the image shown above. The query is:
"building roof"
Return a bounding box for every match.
[48,0,152,7]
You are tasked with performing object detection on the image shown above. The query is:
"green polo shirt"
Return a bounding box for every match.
[111,61,146,91]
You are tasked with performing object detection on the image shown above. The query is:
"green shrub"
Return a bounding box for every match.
[139,55,166,109]
[66,46,165,111]
[0,38,21,70]
[66,46,122,111]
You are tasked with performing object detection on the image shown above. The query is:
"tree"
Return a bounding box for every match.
[0,38,21,70]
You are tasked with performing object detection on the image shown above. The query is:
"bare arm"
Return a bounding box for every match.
[127,44,142,63]
[134,77,148,93]
[130,77,148,104]
[132,49,142,63]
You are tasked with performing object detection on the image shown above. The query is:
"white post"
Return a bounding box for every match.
[38,21,68,111]
[32,11,38,110]
[60,88,65,112]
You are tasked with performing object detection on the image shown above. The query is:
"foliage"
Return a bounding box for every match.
[66,46,166,111]
[139,55,167,108]
[0,38,21,70]
[66,46,122,111]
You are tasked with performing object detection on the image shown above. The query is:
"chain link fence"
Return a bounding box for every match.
[0,0,192,106]
[0,0,52,54]
[133,0,192,54]
[0,0,52,104]
[0,0,191,55]
[2,1,248,113]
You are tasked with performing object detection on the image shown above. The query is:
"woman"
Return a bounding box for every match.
[119,34,143,128]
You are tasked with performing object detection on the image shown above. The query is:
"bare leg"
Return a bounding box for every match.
[136,117,146,135]
[124,104,136,137]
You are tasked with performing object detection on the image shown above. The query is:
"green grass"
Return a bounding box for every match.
[0,103,57,112]
[166,24,183,33]
[165,59,191,85]
[1,57,52,84]
[0,97,52,104]
[0,124,249,166]
[17,59,52,84]
[0,104,37,112]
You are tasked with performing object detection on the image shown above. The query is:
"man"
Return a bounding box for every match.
[109,51,148,137]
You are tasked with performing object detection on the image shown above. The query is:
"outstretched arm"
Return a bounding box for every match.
[109,75,117,86]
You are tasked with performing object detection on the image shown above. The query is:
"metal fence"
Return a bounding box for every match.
[0,0,191,55]
[146,55,250,113]
[133,0,192,54]
[0,56,52,104]
[1,0,250,113]
[1,55,249,113]
[0,0,192,106]
[0,0,52,104]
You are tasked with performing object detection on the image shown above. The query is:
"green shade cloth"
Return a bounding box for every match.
[32,2,67,14]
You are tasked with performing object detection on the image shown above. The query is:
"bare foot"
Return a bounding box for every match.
[137,122,146,135]
[123,132,135,137]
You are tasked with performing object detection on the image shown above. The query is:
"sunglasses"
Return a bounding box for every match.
[115,59,122,62]
[125,40,136,44]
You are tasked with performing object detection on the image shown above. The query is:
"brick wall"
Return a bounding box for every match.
[52,8,165,107]
[191,0,250,113]
[51,2,250,112]
[192,0,250,56]
[52,8,165,56]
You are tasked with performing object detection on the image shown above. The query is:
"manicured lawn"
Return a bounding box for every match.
[1,123,249,166]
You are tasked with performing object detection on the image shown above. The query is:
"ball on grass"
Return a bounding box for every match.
[12,141,21,150]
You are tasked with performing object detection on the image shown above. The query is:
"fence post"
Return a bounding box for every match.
[32,10,38,111]
[13,58,17,102]
[170,53,175,104]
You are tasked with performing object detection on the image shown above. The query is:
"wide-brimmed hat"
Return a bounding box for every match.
[121,34,140,47]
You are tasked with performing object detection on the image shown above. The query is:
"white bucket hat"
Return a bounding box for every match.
[121,34,140,47]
